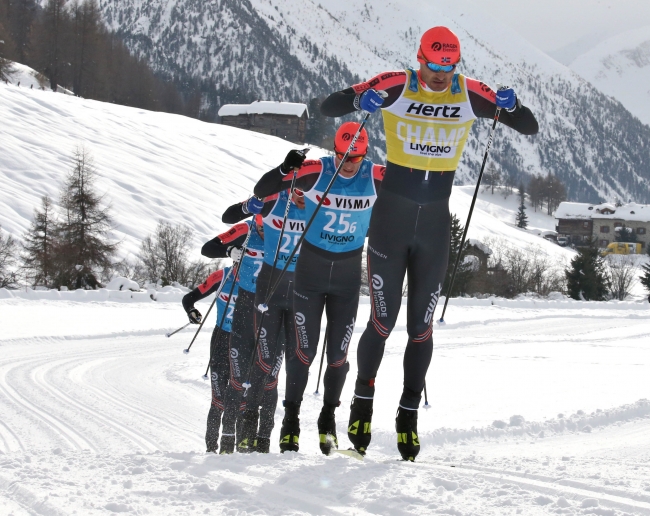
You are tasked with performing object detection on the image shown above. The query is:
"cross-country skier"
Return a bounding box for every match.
[181,266,238,453]
[252,123,385,454]
[221,190,305,453]
[320,26,539,461]
[201,215,280,453]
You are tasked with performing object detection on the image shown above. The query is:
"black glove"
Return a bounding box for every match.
[187,307,202,324]
[280,149,307,174]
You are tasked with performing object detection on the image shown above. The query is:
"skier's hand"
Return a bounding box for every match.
[280,149,307,174]
[359,89,384,113]
[187,308,202,324]
[227,246,243,263]
[243,196,264,215]
[495,86,517,111]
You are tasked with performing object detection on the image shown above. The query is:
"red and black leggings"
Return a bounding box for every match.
[355,164,453,410]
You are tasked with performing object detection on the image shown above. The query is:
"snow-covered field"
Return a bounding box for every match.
[1,297,649,515]
[2,71,650,515]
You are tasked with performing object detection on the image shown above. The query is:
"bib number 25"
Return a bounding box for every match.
[323,212,357,234]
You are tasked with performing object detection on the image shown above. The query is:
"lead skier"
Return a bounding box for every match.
[320,26,539,460]
[252,122,385,454]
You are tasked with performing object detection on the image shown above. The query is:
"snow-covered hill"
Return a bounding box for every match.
[571,25,650,126]
[0,78,573,267]
[97,0,650,204]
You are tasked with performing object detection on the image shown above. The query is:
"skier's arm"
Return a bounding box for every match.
[466,78,539,135]
[182,268,228,311]
[320,71,407,117]
[201,223,250,257]
[254,160,323,198]
[221,199,274,224]
[372,163,386,192]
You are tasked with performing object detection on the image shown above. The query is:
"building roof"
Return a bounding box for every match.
[555,202,650,222]
[218,101,309,118]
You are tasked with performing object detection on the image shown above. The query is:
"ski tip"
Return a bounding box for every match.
[183,349,190,354]
[332,448,364,461]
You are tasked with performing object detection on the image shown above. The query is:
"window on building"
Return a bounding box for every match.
[583,221,589,228]
[600,226,610,233]
[637,227,646,235]
[600,239,609,247]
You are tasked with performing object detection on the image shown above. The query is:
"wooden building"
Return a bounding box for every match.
[218,101,309,143]
[555,202,650,249]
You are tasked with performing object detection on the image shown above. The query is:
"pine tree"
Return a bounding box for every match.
[55,146,117,289]
[484,163,501,194]
[0,225,18,288]
[565,243,609,301]
[640,262,650,301]
[443,214,473,297]
[515,182,528,229]
[21,195,57,287]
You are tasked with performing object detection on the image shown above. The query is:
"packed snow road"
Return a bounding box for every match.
[1,297,649,515]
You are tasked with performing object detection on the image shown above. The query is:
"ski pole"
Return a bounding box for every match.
[423,382,431,409]
[183,267,234,353]
[313,325,328,395]
[437,102,503,325]
[183,297,216,354]
[202,222,255,379]
[166,322,192,338]
[241,155,305,393]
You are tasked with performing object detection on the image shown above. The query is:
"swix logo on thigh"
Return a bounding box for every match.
[294,290,308,300]
[371,275,388,318]
[230,348,241,377]
[271,355,283,378]
[424,283,443,324]
[295,312,309,348]
[259,327,269,359]
[341,318,355,352]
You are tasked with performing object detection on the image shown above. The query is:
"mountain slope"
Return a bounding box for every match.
[0,80,572,268]
[571,25,650,126]
[94,0,650,205]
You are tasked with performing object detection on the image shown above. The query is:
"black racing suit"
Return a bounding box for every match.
[321,70,539,409]
[253,160,384,406]
[182,269,232,452]
[222,200,298,444]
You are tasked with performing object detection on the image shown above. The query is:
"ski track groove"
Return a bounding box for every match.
[0,357,96,453]
[33,356,160,454]
[403,461,650,515]
[0,337,201,453]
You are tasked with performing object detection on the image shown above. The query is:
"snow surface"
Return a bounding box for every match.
[218,101,309,118]
[1,297,650,515]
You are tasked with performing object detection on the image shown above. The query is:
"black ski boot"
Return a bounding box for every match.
[395,407,420,462]
[317,402,339,455]
[219,434,235,454]
[237,409,259,453]
[254,436,271,454]
[348,397,373,456]
[205,406,222,453]
[279,401,301,453]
